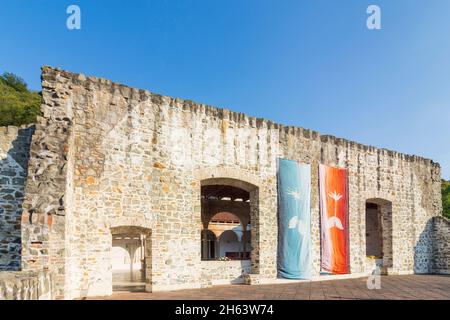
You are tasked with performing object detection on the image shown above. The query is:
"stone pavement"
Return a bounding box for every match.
[87,274,450,300]
[112,270,145,292]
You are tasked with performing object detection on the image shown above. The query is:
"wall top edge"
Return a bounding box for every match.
[40,65,441,168]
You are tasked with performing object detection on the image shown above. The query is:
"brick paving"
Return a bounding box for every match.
[86,274,450,300]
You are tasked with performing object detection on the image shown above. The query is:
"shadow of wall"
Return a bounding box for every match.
[430,216,450,274]
[413,218,434,274]
[0,125,35,271]
[414,216,450,274]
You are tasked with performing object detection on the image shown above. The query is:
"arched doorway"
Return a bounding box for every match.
[200,180,254,263]
[111,246,132,270]
[365,199,393,274]
[110,226,151,292]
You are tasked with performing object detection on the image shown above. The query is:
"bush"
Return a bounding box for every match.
[0,72,41,126]
[443,180,450,218]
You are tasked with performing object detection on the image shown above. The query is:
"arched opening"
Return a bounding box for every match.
[202,212,251,260]
[365,199,393,274]
[218,229,245,260]
[200,180,255,262]
[111,246,132,270]
[111,226,151,292]
[201,229,217,260]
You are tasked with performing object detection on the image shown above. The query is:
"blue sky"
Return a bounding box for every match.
[0,0,449,179]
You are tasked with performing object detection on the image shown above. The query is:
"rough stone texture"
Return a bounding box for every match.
[0,66,447,299]
[201,260,251,286]
[432,216,450,274]
[0,125,34,271]
[16,68,75,300]
[0,270,54,300]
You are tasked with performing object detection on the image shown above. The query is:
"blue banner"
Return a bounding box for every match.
[277,158,312,279]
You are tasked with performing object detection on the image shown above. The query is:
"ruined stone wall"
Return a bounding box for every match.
[18,68,74,300]
[0,270,54,300]
[16,67,442,299]
[201,260,251,286]
[0,125,34,271]
[312,135,441,275]
[432,216,450,274]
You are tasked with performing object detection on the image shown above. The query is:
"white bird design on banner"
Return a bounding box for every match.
[285,188,306,235]
[286,187,301,200]
[288,215,307,235]
[327,191,344,230]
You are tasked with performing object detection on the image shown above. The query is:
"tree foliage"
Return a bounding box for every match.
[0,72,41,126]
[443,180,450,218]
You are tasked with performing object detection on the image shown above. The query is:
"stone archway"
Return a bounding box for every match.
[218,229,242,259]
[201,229,217,260]
[202,211,251,260]
[197,170,260,273]
[109,225,151,292]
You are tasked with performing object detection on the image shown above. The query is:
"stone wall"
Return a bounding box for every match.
[8,66,443,299]
[0,270,54,300]
[17,68,75,300]
[432,216,450,274]
[0,125,34,271]
[201,260,251,286]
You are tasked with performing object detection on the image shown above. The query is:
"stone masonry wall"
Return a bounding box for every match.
[0,125,34,271]
[13,66,443,299]
[0,270,54,300]
[19,67,74,300]
[201,260,252,286]
[432,216,450,274]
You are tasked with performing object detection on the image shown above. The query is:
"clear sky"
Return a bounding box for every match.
[1,0,449,179]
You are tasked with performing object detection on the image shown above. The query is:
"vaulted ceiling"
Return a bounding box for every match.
[201,185,250,202]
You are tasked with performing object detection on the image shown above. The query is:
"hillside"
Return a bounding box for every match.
[443,180,450,218]
[0,72,41,126]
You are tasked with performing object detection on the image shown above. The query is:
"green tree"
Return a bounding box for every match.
[0,72,41,126]
[443,180,450,218]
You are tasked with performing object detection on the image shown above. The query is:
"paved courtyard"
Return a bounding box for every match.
[87,274,450,300]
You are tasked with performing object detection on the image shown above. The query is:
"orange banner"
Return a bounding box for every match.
[319,164,349,274]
